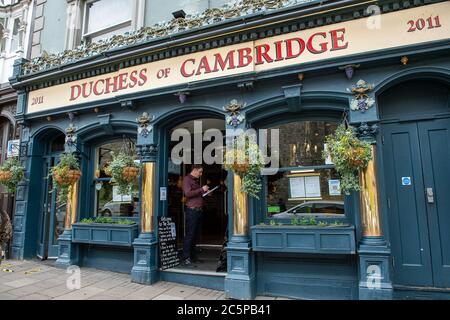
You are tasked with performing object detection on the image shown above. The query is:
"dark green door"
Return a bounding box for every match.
[418,119,450,287]
[382,118,450,288]
[37,155,66,259]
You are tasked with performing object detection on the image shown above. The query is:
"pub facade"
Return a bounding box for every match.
[8,0,450,299]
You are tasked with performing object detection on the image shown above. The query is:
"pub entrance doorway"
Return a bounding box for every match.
[36,132,66,260]
[166,118,227,272]
[379,79,450,289]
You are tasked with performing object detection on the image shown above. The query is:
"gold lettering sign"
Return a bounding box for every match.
[27,2,450,114]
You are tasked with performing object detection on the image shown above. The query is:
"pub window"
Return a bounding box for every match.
[10,17,20,52]
[82,0,133,43]
[264,121,345,219]
[93,140,139,217]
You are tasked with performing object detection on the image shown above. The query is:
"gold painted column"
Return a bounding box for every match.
[233,174,248,237]
[359,145,383,238]
[140,162,155,233]
[64,181,79,230]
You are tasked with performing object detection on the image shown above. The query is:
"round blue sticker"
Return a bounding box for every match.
[401,177,411,186]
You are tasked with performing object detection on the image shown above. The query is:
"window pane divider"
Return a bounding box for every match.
[82,19,132,39]
[267,164,336,173]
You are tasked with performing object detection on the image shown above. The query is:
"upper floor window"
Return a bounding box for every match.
[82,0,132,43]
[9,17,20,51]
[0,18,5,52]
[0,1,20,5]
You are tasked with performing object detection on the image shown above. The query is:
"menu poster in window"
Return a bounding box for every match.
[289,175,322,199]
[158,217,180,270]
[112,186,132,202]
[329,179,341,196]
[305,176,321,198]
[289,177,306,198]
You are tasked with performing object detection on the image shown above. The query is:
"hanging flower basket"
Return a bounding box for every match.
[0,171,12,182]
[0,157,25,193]
[50,153,81,202]
[322,124,372,195]
[224,148,250,173]
[53,169,81,185]
[122,166,139,182]
[224,138,265,199]
[105,151,140,195]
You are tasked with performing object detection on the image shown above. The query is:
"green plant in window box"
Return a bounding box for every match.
[50,152,81,203]
[105,151,140,195]
[323,123,372,195]
[317,221,328,227]
[79,217,135,225]
[0,157,25,193]
[224,137,265,199]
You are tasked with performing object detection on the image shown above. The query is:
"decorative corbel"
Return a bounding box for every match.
[338,64,360,80]
[347,80,375,113]
[354,122,378,144]
[65,112,77,146]
[137,112,155,138]
[174,91,190,104]
[223,99,246,128]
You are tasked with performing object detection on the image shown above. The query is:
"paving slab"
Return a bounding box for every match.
[53,286,105,300]
[4,277,39,288]
[18,293,51,300]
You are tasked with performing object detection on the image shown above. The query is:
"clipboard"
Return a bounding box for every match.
[202,185,219,197]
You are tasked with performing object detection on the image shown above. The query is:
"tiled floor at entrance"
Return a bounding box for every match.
[0,259,284,300]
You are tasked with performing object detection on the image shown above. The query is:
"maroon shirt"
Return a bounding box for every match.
[182,174,204,208]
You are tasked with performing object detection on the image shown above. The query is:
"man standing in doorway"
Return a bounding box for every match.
[182,164,209,265]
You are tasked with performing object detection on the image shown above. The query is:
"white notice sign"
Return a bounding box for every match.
[305,176,321,198]
[289,175,321,199]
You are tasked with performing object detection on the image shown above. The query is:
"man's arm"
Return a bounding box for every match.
[183,178,203,198]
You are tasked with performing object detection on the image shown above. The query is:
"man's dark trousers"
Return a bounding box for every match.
[183,207,202,260]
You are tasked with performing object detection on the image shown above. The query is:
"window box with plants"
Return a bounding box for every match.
[72,217,138,247]
[251,217,356,254]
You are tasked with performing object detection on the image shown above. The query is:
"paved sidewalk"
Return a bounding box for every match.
[0,260,284,300]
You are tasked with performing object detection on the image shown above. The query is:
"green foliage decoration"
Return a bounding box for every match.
[0,157,25,193]
[79,217,135,225]
[105,151,140,196]
[224,137,265,199]
[322,124,372,195]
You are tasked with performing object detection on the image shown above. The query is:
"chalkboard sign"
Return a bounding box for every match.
[158,217,180,270]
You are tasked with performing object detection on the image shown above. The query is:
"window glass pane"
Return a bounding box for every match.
[268,121,338,167]
[50,134,65,153]
[53,196,66,243]
[267,168,344,217]
[95,140,138,217]
[86,0,132,34]
[10,18,20,51]
[265,120,344,218]
[0,19,4,50]
[89,25,131,43]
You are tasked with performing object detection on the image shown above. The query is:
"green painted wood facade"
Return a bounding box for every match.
[8,0,450,299]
